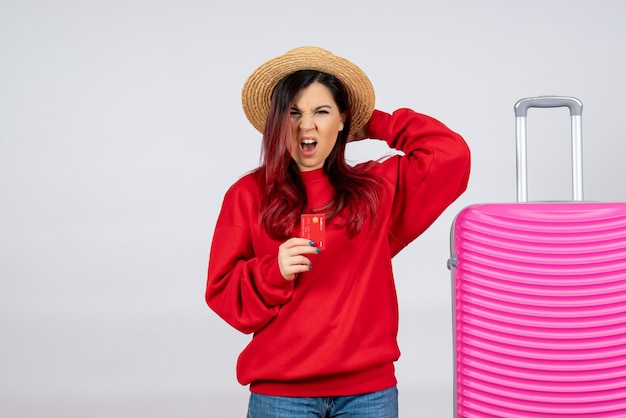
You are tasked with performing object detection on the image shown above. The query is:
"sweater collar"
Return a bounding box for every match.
[298,167,326,183]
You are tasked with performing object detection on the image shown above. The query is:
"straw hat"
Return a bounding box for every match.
[241,46,375,136]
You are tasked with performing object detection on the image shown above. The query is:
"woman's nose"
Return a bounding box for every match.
[299,114,315,131]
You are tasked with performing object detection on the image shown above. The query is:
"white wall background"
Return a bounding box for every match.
[1,1,625,417]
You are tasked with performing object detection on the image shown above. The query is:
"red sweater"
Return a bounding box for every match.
[206,108,470,396]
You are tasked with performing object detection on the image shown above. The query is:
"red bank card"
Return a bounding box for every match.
[301,214,325,249]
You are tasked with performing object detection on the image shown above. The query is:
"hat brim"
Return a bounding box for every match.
[241,46,375,136]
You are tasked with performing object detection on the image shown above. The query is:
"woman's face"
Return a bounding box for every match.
[289,82,345,172]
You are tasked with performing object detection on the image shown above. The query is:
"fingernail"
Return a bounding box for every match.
[308,264,312,270]
[315,248,321,253]
[309,241,316,246]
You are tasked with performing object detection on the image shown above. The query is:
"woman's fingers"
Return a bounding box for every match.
[277,238,321,280]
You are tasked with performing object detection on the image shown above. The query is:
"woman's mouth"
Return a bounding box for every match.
[300,138,317,156]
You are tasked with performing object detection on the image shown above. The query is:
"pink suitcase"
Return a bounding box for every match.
[448,96,626,417]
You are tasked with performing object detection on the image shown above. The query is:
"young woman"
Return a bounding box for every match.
[206,46,471,417]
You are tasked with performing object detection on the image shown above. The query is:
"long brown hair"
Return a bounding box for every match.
[259,70,382,241]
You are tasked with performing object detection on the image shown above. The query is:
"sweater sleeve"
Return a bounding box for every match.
[367,108,471,256]
[205,177,295,334]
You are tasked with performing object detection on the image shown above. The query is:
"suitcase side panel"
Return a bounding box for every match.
[451,202,626,417]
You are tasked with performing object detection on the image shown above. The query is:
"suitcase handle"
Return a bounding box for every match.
[514,96,583,117]
[513,96,584,202]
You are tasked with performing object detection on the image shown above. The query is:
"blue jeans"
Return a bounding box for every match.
[246,386,398,418]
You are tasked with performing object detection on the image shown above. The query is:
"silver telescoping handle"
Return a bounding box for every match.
[514,96,584,202]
